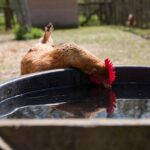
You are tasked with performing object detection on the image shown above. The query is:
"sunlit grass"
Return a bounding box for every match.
[52,26,150,65]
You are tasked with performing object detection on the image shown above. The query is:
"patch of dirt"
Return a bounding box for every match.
[0,35,38,83]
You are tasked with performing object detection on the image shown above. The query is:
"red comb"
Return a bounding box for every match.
[104,58,116,85]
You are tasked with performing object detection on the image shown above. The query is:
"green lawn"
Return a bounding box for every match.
[52,26,150,65]
[0,25,150,83]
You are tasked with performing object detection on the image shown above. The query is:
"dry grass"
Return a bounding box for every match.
[0,26,150,83]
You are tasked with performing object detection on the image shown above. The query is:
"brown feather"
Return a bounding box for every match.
[21,23,114,86]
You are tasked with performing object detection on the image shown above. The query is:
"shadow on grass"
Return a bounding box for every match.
[121,27,150,40]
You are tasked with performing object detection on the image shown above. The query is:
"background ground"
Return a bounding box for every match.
[0,26,150,83]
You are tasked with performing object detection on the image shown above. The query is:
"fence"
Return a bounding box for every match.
[78,0,112,25]
[78,0,150,28]
[111,0,150,28]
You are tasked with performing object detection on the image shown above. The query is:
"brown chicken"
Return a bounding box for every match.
[21,23,115,87]
[126,14,137,27]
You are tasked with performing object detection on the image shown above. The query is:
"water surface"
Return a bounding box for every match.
[0,84,150,119]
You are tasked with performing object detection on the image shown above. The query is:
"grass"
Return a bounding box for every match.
[116,26,150,39]
[0,25,150,83]
[0,15,5,32]
[52,26,150,65]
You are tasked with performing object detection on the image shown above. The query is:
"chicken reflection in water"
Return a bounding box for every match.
[3,87,116,119]
[52,88,116,118]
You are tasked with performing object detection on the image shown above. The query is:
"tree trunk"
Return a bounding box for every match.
[4,0,13,30]
[12,0,31,29]
[104,0,111,24]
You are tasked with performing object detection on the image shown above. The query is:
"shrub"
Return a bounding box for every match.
[14,25,43,40]
[31,28,43,39]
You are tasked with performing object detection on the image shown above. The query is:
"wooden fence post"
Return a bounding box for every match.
[12,0,31,30]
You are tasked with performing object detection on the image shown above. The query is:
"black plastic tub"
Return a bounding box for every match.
[0,66,150,101]
[0,66,150,150]
[0,66,150,118]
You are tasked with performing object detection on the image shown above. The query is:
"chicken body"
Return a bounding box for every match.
[126,14,136,27]
[21,23,115,86]
[21,43,106,76]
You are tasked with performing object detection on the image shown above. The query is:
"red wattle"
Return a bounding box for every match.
[104,58,116,85]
